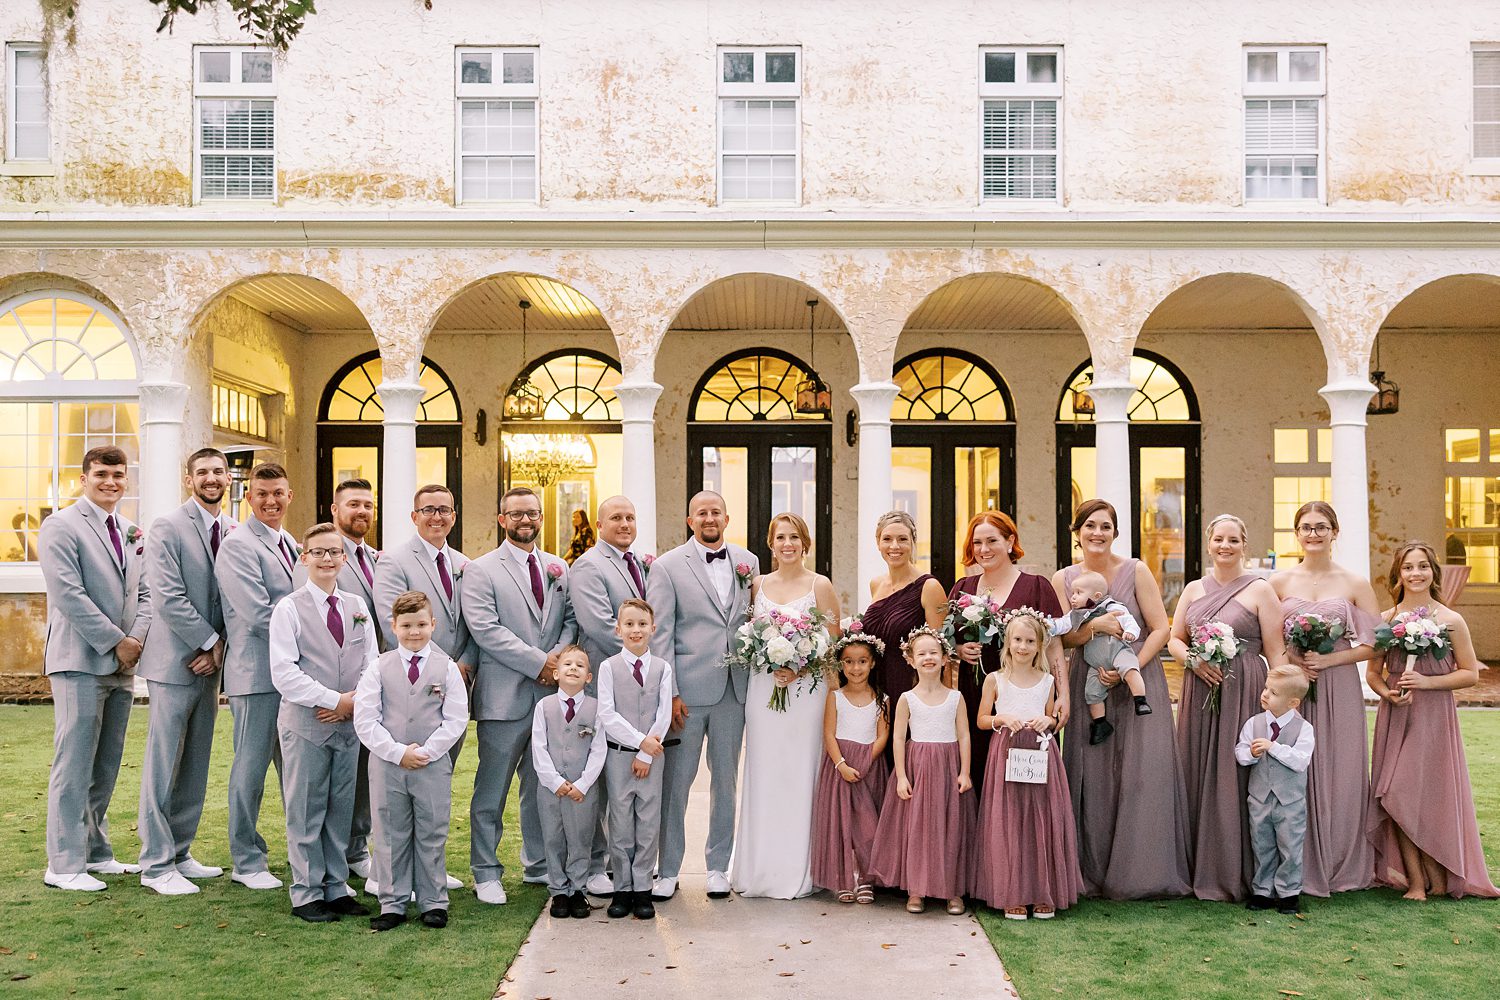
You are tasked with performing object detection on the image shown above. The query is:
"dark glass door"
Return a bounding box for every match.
[316,424,463,550]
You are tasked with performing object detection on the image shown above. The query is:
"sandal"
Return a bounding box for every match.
[836,888,856,904]
[855,884,875,904]
[946,897,966,916]
[1032,905,1055,920]
[905,896,926,913]
[1004,907,1028,920]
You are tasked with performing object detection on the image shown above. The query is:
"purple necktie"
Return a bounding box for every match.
[435,551,454,602]
[407,655,421,685]
[326,594,344,647]
[278,536,295,572]
[564,696,576,723]
[1270,720,1282,741]
[632,658,644,687]
[623,551,645,596]
[210,520,221,559]
[355,545,374,586]
[528,553,545,609]
[105,514,124,566]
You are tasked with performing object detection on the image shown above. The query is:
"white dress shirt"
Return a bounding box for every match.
[1234,709,1316,771]
[531,689,607,795]
[193,499,227,650]
[353,642,469,765]
[76,494,124,570]
[598,649,675,764]
[500,537,540,570]
[269,581,379,711]
[691,536,734,605]
[417,535,453,574]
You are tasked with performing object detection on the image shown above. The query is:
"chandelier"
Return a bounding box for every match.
[506,434,592,487]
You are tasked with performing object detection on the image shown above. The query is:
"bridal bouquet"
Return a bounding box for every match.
[1188,621,1240,714]
[1374,606,1451,677]
[942,592,1006,685]
[731,606,832,712]
[1283,612,1345,703]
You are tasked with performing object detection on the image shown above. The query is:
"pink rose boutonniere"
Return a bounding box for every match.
[546,562,564,588]
[641,554,656,574]
[426,683,444,699]
[352,612,369,627]
[125,525,143,545]
[735,562,753,588]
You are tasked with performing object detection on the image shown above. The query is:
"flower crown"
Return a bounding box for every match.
[832,630,887,660]
[1000,606,1053,632]
[900,624,954,660]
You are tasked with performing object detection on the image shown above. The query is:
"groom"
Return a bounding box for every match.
[646,490,758,900]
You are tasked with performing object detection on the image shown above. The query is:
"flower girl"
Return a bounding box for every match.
[811,631,890,903]
[972,609,1083,919]
[868,626,975,915]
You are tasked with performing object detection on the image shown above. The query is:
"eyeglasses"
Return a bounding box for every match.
[305,547,346,561]
[1296,524,1333,537]
[504,510,543,522]
[416,506,456,517]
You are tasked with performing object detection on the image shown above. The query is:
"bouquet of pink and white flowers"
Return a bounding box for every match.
[1374,606,1451,676]
[731,606,832,712]
[942,592,1007,685]
[1283,612,1345,703]
[1188,621,1241,714]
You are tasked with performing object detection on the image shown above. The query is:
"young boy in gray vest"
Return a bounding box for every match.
[531,644,607,919]
[1235,662,1316,915]
[597,597,675,920]
[268,523,376,923]
[1052,569,1150,746]
[354,590,469,931]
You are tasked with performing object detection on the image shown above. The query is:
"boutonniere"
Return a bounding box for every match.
[546,562,564,588]
[125,525,143,545]
[735,562,753,588]
[641,554,655,575]
[578,725,595,738]
[426,683,443,698]
[352,612,369,627]
[452,564,464,581]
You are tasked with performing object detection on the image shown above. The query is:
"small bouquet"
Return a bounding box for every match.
[1374,606,1451,679]
[1283,612,1345,703]
[942,592,1006,685]
[730,606,832,712]
[1188,621,1240,714]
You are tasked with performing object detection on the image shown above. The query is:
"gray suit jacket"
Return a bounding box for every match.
[462,544,577,722]
[139,500,229,685]
[294,533,388,653]
[40,500,151,677]
[645,541,758,707]
[568,541,646,675]
[371,536,478,665]
[217,514,297,697]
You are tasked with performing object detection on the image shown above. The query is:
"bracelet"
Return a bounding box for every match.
[835,757,847,768]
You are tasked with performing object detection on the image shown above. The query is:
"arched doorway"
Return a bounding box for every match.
[687,348,833,576]
[1056,350,1200,611]
[316,352,462,549]
[890,349,1017,583]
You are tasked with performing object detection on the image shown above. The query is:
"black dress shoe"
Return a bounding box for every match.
[632,892,656,920]
[327,895,370,916]
[369,912,406,932]
[569,891,591,919]
[550,894,571,918]
[1133,696,1152,716]
[1276,893,1302,915]
[607,892,632,919]
[1088,717,1114,746]
[420,908,448,928]
[292,901,339,923]
[1245,894,1275,911]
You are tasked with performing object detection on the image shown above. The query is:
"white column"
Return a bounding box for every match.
[1319,379,1376,577]
[1088,381,1135,558]
[614,379,664,557]
[850,381,901,610]
[136,379,189,528]
[377,381,426,549]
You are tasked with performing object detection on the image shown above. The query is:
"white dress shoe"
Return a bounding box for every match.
[142,871,200,896]
[705,870,731,898]
[348,858,372,879]
[44,869,106,892]
[445,873,464,890]
[230,870,284,890]
[651,876,678,901]
[474,880,508,905]
[176,857,223,879]
[86,858,142,875]
[585,872,615,897]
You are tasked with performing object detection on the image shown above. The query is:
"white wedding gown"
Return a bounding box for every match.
[729,588,826,898]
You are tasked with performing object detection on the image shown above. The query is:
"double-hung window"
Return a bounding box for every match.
[979,46,1062,201]
[1243,46,1324,202]
[1472,46,1500,164]
[718,47,800,203]
[1444,428,1500,584]
[1271,427,1331,561]
[456,47,539,203]
[194,47,276,201]
[5,43,48,163]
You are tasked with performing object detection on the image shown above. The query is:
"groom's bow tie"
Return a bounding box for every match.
[705,549,728,563]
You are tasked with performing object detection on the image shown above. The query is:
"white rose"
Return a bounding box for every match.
[796,637,813,655]
[765,636,796,665]
[760,625,779,642]
[1222,636,1239,657]
[962,605,987,623]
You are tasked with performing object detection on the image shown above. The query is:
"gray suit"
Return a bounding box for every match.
[40,498,151,874]
[217,514,297,873]
[462,542,577,884]
[136,500,229,878]
[645,541,758,880]
[1246,713,1311,899]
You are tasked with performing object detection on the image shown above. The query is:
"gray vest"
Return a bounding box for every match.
[278,587,369,744]
[1248,713,1308,805]
[606,653,664,739]
[375,648,451,746]
[540,693,598,782]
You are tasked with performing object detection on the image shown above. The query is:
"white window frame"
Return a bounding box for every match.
[193,45,278,204]
[3,42,51,174]
[454,46,540,205]
[1270,426,1332,562]
[1242,45,1326,205]
[1443,428,1500,587]
[1469,44,1500,174]
[977,45,1063,204]
[717,46,801,205]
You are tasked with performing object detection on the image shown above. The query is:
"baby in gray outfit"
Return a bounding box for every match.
[1050,570,1150,745]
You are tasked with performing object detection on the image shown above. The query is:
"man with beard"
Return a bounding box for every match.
[136,448,237,894]
[462,486,575,904]
[644,490,758,901]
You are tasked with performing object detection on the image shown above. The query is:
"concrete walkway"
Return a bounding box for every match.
[496,763,1018,1000]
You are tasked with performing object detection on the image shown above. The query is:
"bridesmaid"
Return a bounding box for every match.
[951,511,1064,791]
[1270,500,1379,896]
[1053,499,1190,899]
[862,511,948,720]
[1168,513,1288,901]
[1366,541,1500,900]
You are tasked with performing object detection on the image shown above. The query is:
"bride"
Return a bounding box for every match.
[731,512,842,898]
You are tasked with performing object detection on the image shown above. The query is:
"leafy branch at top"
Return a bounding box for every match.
[146,1,319,52]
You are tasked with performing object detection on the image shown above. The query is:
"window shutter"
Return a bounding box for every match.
[982,99,1058,199]
[1474,51,1500,157]
[1245,98,1319,152]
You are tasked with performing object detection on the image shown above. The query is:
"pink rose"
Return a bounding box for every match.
[546,563,564,581]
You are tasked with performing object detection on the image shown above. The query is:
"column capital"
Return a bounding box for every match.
[1318,379,1376,425]
[377,381,426,424]
[1084,381,1134,423]
[849,381,901,426]
[136,380,191,417]
[614,379,664,421]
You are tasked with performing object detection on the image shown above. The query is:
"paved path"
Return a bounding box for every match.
[497,760,1018,1000]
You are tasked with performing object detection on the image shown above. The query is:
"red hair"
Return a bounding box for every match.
[961,510,1024,567]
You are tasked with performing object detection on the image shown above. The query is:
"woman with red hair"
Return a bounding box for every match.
[948,511,1065,789]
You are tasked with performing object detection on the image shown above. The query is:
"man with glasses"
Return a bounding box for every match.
[463,486,576,905]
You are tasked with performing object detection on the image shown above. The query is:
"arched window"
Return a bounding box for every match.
[507,350,622,421]
[319,354,460,423]
[891,350,1011,421]
[0,292,140,564]
[1057,351,1198,422]
[691,350,829,422]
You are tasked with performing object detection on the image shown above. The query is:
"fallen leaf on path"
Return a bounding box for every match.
[880,943,896,949]
[956,953,966,957]
[173,924,187,930]
[778,973,794,978]
[216,923,228,929]
[664,966,677,970]
[1277,992,1303,997]
[800,939,811,945]
[543,969,555,974]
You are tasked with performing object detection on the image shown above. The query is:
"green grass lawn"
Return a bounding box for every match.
[981,710,1500,1000]
[0,706,542,1000]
